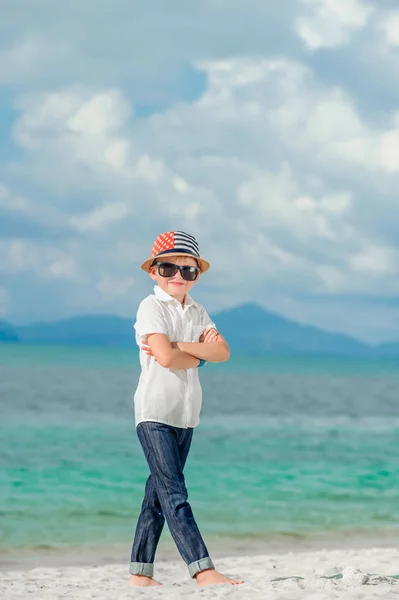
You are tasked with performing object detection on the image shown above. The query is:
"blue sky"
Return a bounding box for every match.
[1,0,399,343]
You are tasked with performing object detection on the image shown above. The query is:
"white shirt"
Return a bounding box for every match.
[133,285,216,428]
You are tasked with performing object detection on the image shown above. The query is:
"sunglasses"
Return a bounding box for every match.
[154,262,200,281]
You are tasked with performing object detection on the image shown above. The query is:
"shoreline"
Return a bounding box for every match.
[2,529,399,571]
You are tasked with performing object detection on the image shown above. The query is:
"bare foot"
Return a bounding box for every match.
[195,569,244,586]
[129,574,162,587]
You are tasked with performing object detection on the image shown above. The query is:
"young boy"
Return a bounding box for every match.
[129,231,243,587]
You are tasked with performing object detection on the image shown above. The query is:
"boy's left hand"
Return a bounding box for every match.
[200,328,219,343]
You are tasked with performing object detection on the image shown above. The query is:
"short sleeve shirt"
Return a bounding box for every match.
[133,285,216,428]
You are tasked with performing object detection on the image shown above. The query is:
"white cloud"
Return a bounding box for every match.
[349,245,398,276]
[379,116,399,172]
[70,203,133,233]
[48,255,80,280]
[0,183,31,212]
[0,240,81,281]
[4,59,399,316]
[237,166,348,242]
[14,89,131,168]
[192,58,399,179]
[235,163,399,299]
[97,274,136,298]
[379,10,399,47]
[67,92,131,135]
[1,240,40,272]
[296,0,372,50]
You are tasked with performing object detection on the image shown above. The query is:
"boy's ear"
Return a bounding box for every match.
[149,267,157,281]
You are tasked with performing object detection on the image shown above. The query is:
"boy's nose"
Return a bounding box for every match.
[171,268,183,280]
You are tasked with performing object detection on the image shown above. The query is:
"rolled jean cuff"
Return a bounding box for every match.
[129,562,154,577]
[188,557,215,579]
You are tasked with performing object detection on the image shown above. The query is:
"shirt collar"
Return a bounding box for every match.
[154,285,195,307]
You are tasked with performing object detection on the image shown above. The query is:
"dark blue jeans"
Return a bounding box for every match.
[130,421,214,578]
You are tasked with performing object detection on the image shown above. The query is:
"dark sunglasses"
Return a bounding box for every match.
[154,262,200,281]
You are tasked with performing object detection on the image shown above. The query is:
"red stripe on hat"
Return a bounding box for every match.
[152,231,175,257]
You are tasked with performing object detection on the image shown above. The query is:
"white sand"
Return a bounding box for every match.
[1,547,398,599]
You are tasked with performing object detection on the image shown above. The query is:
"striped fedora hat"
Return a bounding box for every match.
[141,231,210,273]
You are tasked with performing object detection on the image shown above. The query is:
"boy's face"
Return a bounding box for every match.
[150,255,200,301]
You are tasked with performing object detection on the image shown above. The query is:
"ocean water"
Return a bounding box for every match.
[1,345,399,565]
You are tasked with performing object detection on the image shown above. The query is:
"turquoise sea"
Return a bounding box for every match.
[1,345,399,567]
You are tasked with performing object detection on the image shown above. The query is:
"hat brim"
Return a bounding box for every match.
[141,252,210,273]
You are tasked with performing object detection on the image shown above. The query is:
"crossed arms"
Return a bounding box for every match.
[142,328,230,369]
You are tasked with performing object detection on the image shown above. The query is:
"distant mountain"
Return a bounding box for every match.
[213,303,371,356]
[2,303,399,356]
[15,315,134,347]
[375,341,399,357]
[0,321,20,342]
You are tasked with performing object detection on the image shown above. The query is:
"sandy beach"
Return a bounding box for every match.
[1,547,398,599]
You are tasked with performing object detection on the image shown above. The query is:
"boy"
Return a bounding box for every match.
[129,231,243,587]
